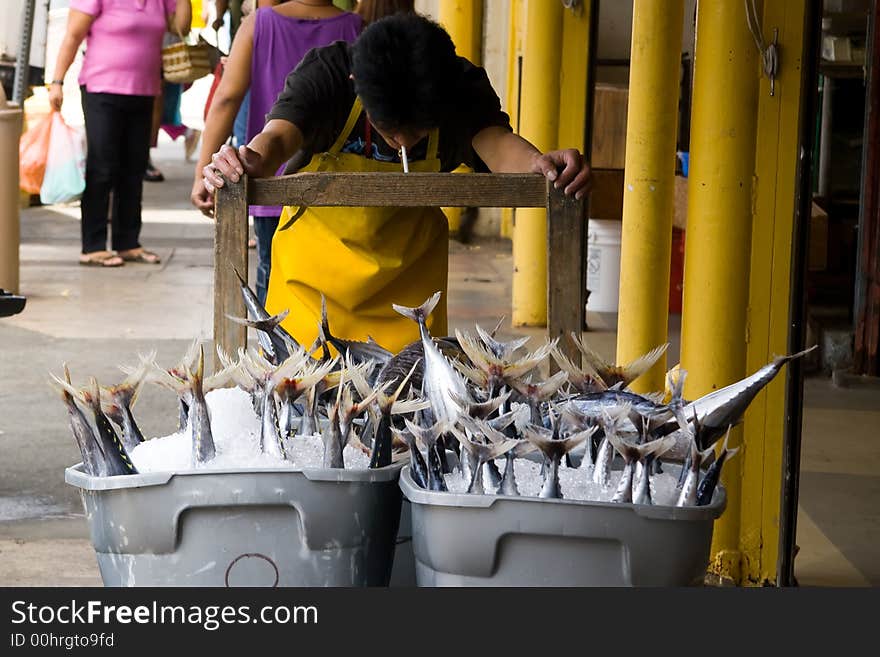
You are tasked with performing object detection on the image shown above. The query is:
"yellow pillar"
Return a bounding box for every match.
[501,0,524,240]
[681,0,760,584]
[740,0,809,586]
[615,0,684,393]
[558,0,591,152]
[512,0,563,326]
[439,1,483,234]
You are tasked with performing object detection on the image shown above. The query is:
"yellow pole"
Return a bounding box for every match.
[740,0,809,586]
[681,0,760,584]
[439,1,483,235]
[512,0,563,326]
[557,0,591,152]
[615,0,684,393]
[501,0,524,240]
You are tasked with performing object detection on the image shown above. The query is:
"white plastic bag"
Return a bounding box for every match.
[40,112,86,205]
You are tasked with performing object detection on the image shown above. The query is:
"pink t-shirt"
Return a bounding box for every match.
[71,0,176,97]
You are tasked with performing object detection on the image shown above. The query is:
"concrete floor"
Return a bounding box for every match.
[0,136,877,587]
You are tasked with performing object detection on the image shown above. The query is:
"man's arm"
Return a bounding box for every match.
[472,125,592,200]
[200,119,304,201]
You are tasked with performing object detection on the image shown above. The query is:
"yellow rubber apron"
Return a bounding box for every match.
[265,98,449,354]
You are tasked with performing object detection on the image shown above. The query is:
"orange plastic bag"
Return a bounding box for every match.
[19,112,53,194]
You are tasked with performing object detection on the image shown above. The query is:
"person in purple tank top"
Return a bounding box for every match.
[192,0,362,303]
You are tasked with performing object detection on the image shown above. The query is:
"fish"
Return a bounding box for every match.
[393,427,430,488]
[240,348,311,459]
[394,293,471,429]
[318,295,393,368]
[522,424,596,499]
[569,335,668,389]
[404,418,448,491]
[475,319,530,360]
[656,347,818,448]
[550,346,606,393]
[230,265,301,363]
[349,361,428,468]
[461,417,535,496]
[275,357,338,442]
[374,336,462,397]
[696,429,740,506]
[607,433,676,504]
[455,328,556,397]
[186,345,216,466]
[55,375,137,476]
[49,365,107,477]
[452,423,517,494]
[321,379,347,469]
[508,371,569,425]
[676,436,717,507]
[102,356,152,453]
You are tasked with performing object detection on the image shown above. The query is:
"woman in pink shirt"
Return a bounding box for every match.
[49,0,192,267]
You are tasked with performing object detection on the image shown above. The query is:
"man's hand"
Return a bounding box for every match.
[530,149,592,200]
[201,143,262,189]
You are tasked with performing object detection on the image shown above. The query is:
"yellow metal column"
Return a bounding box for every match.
[741,0,809,586]
[615,0,684,393]
[439,1,484,234]
[681,0,760,584]
[512,0,563,326]
[501,0,524,240]
[558,0,591,152]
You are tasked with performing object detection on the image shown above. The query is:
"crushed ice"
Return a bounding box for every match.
[132,387,370,473]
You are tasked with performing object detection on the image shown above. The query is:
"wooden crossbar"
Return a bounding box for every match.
[214,170,598,367]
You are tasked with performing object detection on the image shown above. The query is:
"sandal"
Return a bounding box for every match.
[79,251,124,267]
[144,160,165,182]
[118,248,161,264]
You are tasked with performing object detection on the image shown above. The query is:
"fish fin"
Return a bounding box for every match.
[455,328,501,371]
[619,343,668,387]
[569,332,612,385]
[231,264,248,287]
[226,309,290,334]
[320,294,332,340]
[392,291,442,325]
[48,367,86,404]
[562,426,597,452]
[451,359,486,387]
[550,345,604,392]
[490,315,506,338]
[503,339,556,380]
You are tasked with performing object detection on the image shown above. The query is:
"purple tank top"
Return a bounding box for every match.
[249,7,362,217]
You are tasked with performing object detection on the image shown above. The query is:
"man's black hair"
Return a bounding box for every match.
[351,13,461,131]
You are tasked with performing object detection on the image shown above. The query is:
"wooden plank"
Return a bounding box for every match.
[249,172,547,208]
[547,181,586,367]
[213,176,249,371]
[250,168,622,210]
[591,83,629,168]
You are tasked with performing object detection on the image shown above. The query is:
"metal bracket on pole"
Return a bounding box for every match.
[13,0,37,107]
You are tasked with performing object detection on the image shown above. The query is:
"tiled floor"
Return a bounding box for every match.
[0,137,876,587]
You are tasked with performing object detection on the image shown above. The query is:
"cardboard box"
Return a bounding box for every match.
[591,84,628,169]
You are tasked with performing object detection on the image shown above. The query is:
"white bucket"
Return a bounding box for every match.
[586,219,622,313]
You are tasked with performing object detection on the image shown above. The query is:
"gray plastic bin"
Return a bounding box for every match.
[66,463,404,587]
[399,466,727,587]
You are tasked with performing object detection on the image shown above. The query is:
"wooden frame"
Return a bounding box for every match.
[213,170,617,368]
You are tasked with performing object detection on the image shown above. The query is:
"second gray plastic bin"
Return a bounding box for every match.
[400,466,726,587]
[66,463,404,587]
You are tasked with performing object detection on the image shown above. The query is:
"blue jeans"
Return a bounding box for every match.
[254,215,279,305]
